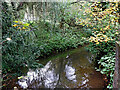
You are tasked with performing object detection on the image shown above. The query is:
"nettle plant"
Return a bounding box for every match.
[2,21,42,74]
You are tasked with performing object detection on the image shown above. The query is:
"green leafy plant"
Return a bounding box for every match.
[96,53,115,88]
[75,2,119,88]
[2,21,40,74]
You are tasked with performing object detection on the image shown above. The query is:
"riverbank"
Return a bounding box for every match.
[4,47,105,89]
[2,31,87,89]
[2,1,119,89]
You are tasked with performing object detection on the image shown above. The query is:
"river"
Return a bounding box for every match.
[16,47,104,89]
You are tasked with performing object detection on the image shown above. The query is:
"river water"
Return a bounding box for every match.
[17,47,104,89]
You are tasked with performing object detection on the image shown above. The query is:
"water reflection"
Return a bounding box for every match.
[65,63,76,82]
[18,47,104,89]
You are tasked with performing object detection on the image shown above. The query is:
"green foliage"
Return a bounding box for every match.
[2,1,119,89]
[2,24,40,74]
[2,3,42,74]
[2,1,85,75]
[34,24,84,57]
[2,2,12,35]
[75,2,119,88]
[96,53,115,88]
[87,40,115,59]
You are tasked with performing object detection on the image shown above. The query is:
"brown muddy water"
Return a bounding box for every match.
[13,47,104,89]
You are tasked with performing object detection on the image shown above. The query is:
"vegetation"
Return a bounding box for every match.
[1,1,120,89]
[75,2,119,88]
[96,53,115,88]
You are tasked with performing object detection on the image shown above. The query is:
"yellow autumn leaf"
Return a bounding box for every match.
[23,23,30,27]
[104,25,110,30]
[104,40,108,42]
[18,76,24,79]
[22,27,26,29]
[13,24,18,27]
[13,21,19,23]
[96,42,99,44]
[17,27,21,29]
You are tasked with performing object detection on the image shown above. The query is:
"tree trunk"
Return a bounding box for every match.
[113,41,120,88]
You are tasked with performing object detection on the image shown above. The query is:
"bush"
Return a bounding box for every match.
[87,34,116,59]
[96,53,115,88]
[34,26,84,57]
[2,20,42,74]
[75,2,119,88]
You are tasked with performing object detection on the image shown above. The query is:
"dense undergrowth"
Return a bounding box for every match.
[75,2,119,88]
[33,21,86,57]
[1,1,120,89]
[1,2,87,88]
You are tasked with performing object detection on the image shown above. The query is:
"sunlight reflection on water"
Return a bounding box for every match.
[18,47,104,89]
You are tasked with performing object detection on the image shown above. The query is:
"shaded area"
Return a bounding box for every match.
[18,47,104,89]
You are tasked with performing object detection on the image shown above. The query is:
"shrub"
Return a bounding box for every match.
[2,21,42,74]
[75,2,119,88]
[87,33,116,59]
[96,53,115,88]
